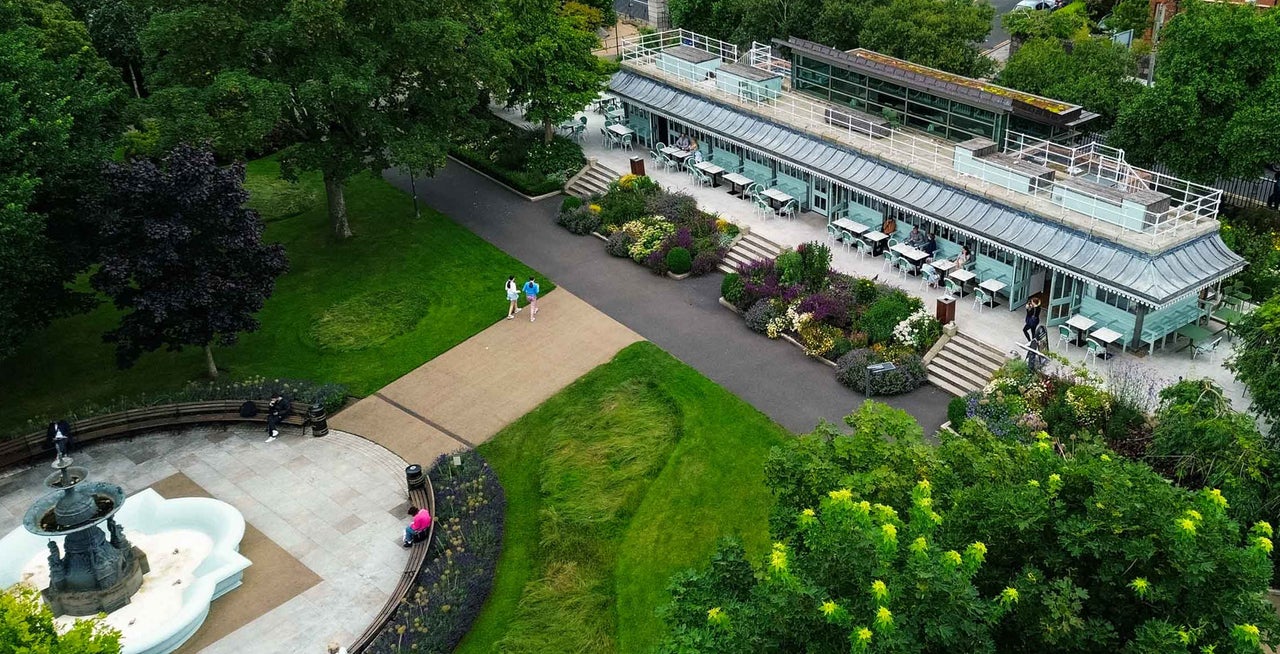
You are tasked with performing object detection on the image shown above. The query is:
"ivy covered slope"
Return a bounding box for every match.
[663,402,1280,654]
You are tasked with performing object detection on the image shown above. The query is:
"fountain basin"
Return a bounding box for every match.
[0,488,251,654]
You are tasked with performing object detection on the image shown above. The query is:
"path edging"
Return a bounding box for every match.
[446,154,563,202]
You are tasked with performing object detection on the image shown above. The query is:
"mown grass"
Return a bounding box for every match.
[0,157,550,435]
[461,342,790,654]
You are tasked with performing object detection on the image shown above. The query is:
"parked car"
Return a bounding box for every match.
[1014,0,1055,10]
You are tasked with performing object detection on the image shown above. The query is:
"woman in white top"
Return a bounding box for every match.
[505,275,521,319]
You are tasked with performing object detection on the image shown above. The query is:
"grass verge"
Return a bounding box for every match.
[0,157,550,436]
[460,342,789,654]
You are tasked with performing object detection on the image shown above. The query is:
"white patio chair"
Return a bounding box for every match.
[1192,336,1222,361]
[1057,325,1073,352]
[854,238,872,260]
[973,288,991,313]
[778,200,798,221]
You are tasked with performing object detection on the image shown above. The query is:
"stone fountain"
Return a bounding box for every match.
[21,434,150,616]
[1,428,252,654]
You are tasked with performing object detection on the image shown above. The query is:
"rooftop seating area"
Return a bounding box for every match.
[617,29,1223,253]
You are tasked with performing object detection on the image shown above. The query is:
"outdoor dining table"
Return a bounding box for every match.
[1212,306,1246,340]
[607,124,634,137]
[694,161,725,186]
[948,268,976,295]
[978,279,1006,306]
[722,172,752,196]
[890,243,929,273]
[863,230,889,256]
[930,259,956,278]
[1175,323,1213,356]
[831,218,868,247]
[1090,327,1122,360]
[661,146,694,164]
[760,188,794,210]
[1066,314,1097,346]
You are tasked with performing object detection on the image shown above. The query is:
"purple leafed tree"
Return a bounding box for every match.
[91,144,289,377]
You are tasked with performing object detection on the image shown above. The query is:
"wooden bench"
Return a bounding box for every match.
[0,400,314,470]
[349,474,436,654]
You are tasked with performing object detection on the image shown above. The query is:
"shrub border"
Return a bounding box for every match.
[446,153,563,202]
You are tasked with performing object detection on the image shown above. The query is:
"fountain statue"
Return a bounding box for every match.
[1,426,252,654]
[21,439,150,616]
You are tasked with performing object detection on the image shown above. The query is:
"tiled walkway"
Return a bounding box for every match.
[330,289,643,464]
[0,426,406,654]
[503,104,1253,413]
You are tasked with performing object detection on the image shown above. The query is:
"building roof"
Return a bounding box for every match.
[777,37,1097,127]
[717,60,782,83]
[610,71,1244,308]
[663,44,720,64]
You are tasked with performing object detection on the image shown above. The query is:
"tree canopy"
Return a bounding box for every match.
[140,0,505,236]
[0,584,121,653]
[90,144,288,377]
[662,402,1280,653]
[668,0,994,77]
[997,36,1143,129]
[0,0,124,360]
[62,0,154,97]
[1228,295,1280,437]
[1109,0,1280,181]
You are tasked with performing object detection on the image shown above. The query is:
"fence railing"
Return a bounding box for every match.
[617,31,1223,248]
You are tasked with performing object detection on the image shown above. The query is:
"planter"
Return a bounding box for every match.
[718,296,741,315]
[780,333,839,368]
[667,271,691,280]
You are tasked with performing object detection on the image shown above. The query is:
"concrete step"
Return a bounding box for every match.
[928,351,993,390]
[928,374,976,398]
[948,333,1008,369]
[924,330,1010,397]
[717,231,784,274]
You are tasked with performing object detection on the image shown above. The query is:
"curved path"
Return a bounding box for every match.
[382,163,948,433]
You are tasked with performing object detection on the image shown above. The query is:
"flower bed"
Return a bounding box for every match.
[557,174,735,276]
[366,450,505,653]
[452,112,585,196]
[721,241,941,395]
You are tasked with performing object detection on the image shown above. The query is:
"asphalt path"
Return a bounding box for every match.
[383,162,949,435]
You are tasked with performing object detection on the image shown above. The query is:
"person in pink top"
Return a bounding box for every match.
[403,505,432,547]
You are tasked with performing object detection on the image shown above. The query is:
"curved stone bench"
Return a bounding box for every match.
[0,400,316,470]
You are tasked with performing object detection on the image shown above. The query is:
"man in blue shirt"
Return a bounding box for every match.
[522,277,540,322]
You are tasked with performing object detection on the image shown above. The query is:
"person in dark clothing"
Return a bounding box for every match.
[1268,172,1280,210]
[265,394,288,443]
[1022,297,1043,341]
[920,232,938,258]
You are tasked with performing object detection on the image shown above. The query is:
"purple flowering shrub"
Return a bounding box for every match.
[368,450,506,653]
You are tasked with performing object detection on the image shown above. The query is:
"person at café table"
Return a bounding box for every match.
[905,225,926,248]
[674,133,693,151]
[920,232,939,259]
[880,215,897,236]
[951,244,971,268]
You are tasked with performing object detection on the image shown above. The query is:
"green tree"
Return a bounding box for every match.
[0,0,124,360]
[62,0,154,97]
[817,0,995,77]
[661,480,1010,653]
[1107,0,1150,36]
[1002,6,1089,44]
[747,402,1280,654]
[502,0,614,143]
[998,37,1143,129]
[1228,295,1280,436]
[1109,0,1280,181]
[140,0,504,237]
[0,584,122,653]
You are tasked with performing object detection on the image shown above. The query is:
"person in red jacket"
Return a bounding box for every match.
[403,505,432,547]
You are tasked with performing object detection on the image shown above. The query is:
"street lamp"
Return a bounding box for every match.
[865,362,897,399]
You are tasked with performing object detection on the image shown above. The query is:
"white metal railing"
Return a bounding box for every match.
[747,41,791,76]
[617,30,1221,248]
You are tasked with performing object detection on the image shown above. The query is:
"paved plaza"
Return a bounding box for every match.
[507,105,1253,414]
[0,426,409,654]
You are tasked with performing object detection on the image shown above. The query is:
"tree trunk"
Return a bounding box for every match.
[127,62,141,99]
[544,118,555,144]
[204,344,218,379]
[324,171,353,238]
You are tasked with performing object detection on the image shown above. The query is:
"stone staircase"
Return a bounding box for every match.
[719,230,784,274]
[926,331,1008,397]
[564,159,622,199]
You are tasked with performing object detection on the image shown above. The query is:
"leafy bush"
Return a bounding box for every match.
[834,348,928,395]
[795,316,842,358]
[826,337,854,361]
[860,291,918,344]
[450,113,584,196]
[690,249,723,276]
[524,136,587,179]
[606,230,633,257]
[948,395,969,427]
[892,308,943,353]
[1219,206,1280,300]
[645,190,699,224]
[622,217,675,263]
[852,277,880,306]
[556,205,601,235]
[776,250,803,286]
[795,241,832,292]
[368,450,506,653]
[744,300,777,335]
[665,247,692,275]
[722,273,745,306]
[560,196,583,214]
[797,290,853,330]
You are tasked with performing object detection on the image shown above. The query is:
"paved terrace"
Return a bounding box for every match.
[496,105,1253,414]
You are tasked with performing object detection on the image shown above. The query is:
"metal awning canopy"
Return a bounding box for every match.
[610,71,1245,309]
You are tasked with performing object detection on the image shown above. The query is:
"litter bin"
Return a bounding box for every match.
[936,296,956,325]
[308,402,329,437]
[630,156,645,176]
[405,464,425,490]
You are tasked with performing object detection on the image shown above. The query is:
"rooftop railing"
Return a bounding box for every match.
[617,30,1222,252]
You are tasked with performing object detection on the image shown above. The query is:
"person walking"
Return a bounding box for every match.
[505,275,522,320]
[1022,297,1043,342]
[522,277,540,322]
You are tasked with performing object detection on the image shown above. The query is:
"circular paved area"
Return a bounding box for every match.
[0,425,408,654]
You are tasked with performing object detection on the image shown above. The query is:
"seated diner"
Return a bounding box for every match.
[905,225,926,248]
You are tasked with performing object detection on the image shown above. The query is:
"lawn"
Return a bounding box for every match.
[0,157,550,435]
[459,342,790,654]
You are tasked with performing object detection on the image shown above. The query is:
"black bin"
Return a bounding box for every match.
[406,464,425,490]
[308,402,329,437]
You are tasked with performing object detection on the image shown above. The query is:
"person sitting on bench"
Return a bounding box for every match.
[403,505,432,547]
[265,394,288,443]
